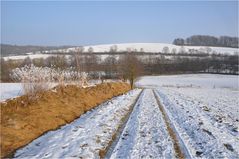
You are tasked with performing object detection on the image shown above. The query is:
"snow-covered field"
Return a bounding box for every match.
[0,83,23,101]
[3,43,239,60]
[3,54,54,61]
[137,74,239,158]
[6,74,239,158]
[109,89,176,159]
[83,43,239,55]
[136,74,239,89]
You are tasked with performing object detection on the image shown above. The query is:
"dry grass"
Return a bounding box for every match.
[21,82,50,105]
[0,82,130,158]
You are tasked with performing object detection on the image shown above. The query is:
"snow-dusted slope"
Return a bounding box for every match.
[82,43,238,55]
[3,43,238,60]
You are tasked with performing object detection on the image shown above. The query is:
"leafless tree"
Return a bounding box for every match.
[88,47,94,53]
[75,47,84,72]
[140,48,144,52]
[205,47,212,54]
[162,46,170,54]
[103,55,118,78]
[126,47,132,53]
[21,56,32,67]
[119,53,143,89]
[179,46,186,54]
[110,45,118,53]
[171,48,177,54]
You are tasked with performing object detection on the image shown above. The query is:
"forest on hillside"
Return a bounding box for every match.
[1,44,75,56]
[173,35,239,48]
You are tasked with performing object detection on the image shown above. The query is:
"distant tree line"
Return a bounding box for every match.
[1,44,75,56]
[1,53,238,83]
[173,35,239,48]
[143,54,238,75]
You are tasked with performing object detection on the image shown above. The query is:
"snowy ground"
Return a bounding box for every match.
[137,74,239,158]
[83,43,239,55]
[136,74,239,89]
[109,89,175,159]
[8,74,239,158]
[0,83,23,101]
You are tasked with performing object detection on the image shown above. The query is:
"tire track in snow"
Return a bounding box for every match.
[108,89,176,159]
[153,90,191,159]
[103,89,144,158]
[155,88,239,158]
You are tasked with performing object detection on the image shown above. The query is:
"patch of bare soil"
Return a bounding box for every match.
[0,82,130,158]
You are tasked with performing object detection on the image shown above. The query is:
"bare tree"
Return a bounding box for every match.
[171,48,177,54]
[46,55,67,69]
[126,47,132,53]
[110,45,118,53]
[0,58,20,82]
[140,48,144,52]
[75,47,84,72]
[88,47,94,53]
[103,55,118,78]
[205,47,212,54]
[32,58,44,67]
[77,46,84,53]
[162,46,170,54]
[84,53,100,75]
[21,56,32,67]
[119,53,143,89]
[179,46,186,54]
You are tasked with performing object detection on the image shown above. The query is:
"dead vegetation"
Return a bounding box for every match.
[0,82,130,158]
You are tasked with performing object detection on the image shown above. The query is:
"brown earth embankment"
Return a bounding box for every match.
[0,82,130,158]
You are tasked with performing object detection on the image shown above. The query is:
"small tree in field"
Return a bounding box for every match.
[162,46,170,54]
[119,53,143,89]
[88,47,94,53]
[110,45,118,53]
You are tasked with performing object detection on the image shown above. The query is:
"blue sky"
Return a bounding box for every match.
[1,1,238,46]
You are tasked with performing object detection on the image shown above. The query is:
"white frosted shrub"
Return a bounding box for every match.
[11,65,89,99]
[11,65,53,99]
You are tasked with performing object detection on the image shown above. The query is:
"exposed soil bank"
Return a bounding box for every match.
[0,82,130,158]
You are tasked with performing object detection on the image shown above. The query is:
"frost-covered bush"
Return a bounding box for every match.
[11,65,90,99]
[11,65,53,98]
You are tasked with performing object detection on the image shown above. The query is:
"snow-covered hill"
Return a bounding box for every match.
[82,43,239,55]
[3,43,239,60]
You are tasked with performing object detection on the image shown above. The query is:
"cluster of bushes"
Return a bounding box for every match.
[10,64,89,101]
